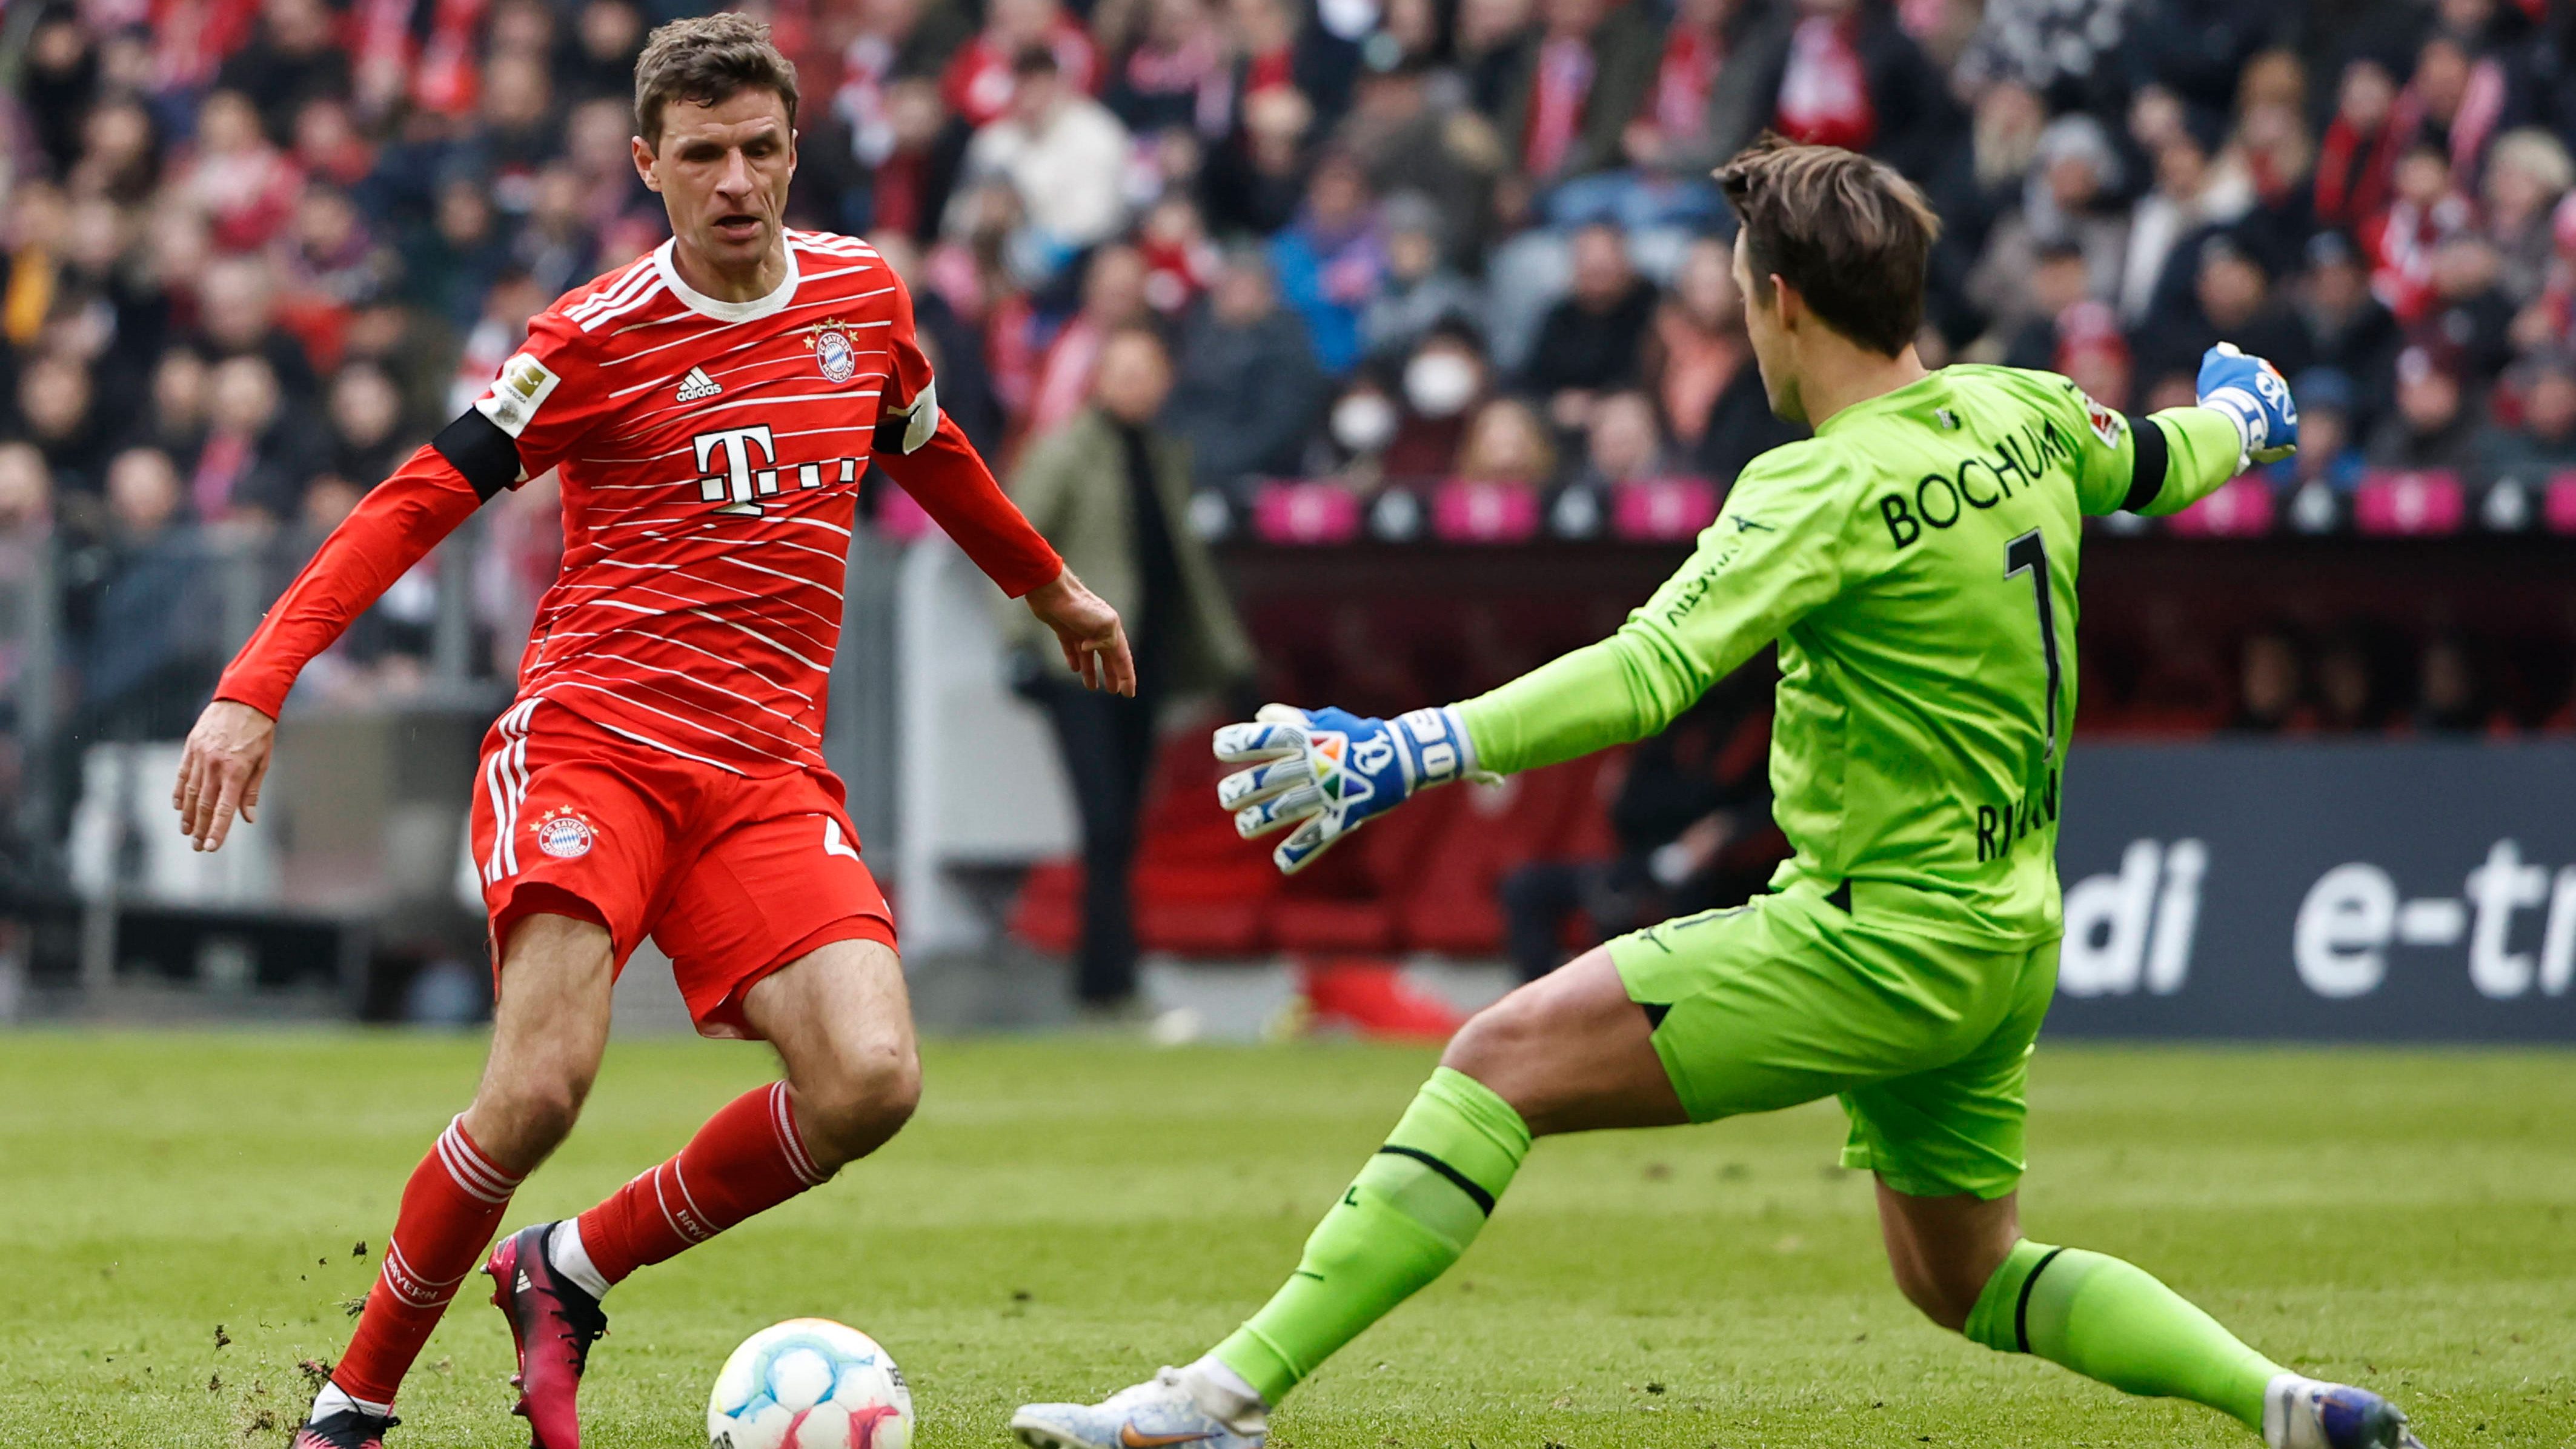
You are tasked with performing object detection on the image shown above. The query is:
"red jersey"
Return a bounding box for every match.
[216,230,1063,771]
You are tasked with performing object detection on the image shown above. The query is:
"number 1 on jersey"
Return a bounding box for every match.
[2004,529,2061,761]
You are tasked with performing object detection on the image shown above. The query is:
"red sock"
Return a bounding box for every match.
[335,1117,524,1405]
[574,1082,829,1285]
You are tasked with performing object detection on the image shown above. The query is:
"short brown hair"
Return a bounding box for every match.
[1716,135,1941,356]
[633,13,800,149]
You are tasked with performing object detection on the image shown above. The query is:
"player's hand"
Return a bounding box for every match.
[2197,343,2299,467]
[173,699,276,853]
[1215,703,1484,873]
[1024,568,1134,695]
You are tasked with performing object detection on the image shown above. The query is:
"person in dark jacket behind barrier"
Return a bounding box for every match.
[1007,326,1258,1011]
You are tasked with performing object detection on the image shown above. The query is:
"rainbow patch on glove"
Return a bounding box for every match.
[1310,730,1371,807]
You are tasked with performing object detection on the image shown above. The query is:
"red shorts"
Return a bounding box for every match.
[468,699,897,1039]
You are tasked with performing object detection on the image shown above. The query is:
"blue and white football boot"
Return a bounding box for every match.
[1011,1365,1266,1449]
[2267,1375,2429,1448]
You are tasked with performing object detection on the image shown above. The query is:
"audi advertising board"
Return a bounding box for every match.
[2047,742,2576,1039]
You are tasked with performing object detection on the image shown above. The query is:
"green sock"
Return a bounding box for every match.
[1964,1239,2283,1431]
[1212,1067,1531,1404]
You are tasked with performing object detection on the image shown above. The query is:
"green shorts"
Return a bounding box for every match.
[1607,884,2059,1201]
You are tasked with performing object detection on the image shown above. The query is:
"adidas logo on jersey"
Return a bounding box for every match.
[676,366,722,402]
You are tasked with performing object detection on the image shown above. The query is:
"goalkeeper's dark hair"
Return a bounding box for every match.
[1716,135,1941,358]
[633,12,799,150]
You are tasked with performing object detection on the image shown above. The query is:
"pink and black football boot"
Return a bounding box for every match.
[286,1406,397,1449]
[485,1222,608,1449]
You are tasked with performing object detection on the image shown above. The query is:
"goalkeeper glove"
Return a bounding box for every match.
[1214,703,1487,873]
[2197,342,2300,468]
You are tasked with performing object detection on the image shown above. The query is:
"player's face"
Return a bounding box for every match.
[637,90,798,287]
[1733,231,1805,426]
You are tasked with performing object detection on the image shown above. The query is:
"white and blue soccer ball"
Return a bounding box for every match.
[708,1318,914,1449]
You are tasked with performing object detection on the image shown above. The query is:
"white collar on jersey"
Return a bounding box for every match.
[654,235,802,323]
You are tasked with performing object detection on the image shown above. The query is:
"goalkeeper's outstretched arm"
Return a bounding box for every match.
[1458,449,1845,777]
[1215,448,1840,873]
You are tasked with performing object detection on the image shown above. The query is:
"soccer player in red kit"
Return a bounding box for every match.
[170,17,1132,1449]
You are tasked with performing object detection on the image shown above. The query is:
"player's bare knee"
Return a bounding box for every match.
[1438,997,1526,1081]
[792,1039,920,1166]
[471,1071,589,1168]
[1436,989,1554,1109]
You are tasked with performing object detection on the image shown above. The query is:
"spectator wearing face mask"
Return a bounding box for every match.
[1323,373,1404,483]
[1383,321,1490,479]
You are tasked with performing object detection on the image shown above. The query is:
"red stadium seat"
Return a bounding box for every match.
[1396,753,1620,954]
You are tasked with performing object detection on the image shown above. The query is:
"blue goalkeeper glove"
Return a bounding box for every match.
[2197,342,2299,468]
[1214,703,1487,873]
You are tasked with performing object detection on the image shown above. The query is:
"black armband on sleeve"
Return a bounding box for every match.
[432,409,525,501]
[2120,413,2170,513]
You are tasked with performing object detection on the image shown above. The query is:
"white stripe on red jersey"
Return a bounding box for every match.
[470,232,932,774]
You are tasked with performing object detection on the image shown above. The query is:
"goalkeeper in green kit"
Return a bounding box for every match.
[1012,139,2425,1449]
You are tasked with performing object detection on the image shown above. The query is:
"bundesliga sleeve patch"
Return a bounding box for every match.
[2083,392,2125,448]
[476,351,563,439]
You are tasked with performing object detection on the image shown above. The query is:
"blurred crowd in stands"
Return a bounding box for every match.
[2,0,2575,889]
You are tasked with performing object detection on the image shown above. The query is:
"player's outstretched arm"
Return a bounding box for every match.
[1024,567,1136,695]
[1217,453,1839,874]
[2089,345,2299,519]
[174,441,489,851]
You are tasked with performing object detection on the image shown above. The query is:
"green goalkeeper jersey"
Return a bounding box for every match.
[1456,365,2245,947]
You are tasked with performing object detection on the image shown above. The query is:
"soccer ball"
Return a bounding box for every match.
[707,1317,914,1449]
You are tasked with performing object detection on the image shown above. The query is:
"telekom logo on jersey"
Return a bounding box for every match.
[692,424,859,516]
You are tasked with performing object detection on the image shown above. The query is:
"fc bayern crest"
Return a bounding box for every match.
[809,321,858,384]
[533,808,596,859]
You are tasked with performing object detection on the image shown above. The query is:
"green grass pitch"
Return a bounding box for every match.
[4,1033,2572,1448]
